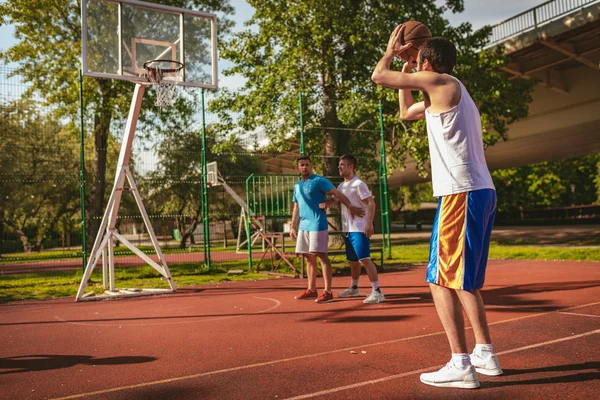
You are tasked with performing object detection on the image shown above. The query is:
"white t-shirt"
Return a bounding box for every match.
[337,177,372,233]
[424,75,495,197]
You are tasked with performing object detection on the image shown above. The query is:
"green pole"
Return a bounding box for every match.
[246,174,254,271]
[298,93,305,156]
[78,70,87,271]
[378,99,391,258]
[201,89,211,268]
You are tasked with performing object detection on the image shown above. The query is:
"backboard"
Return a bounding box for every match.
[206,161,219,187]
[82,0,218,89]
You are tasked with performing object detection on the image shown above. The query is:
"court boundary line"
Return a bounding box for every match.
[557,311,600,318]
[52,296,282,327]
[48,301,600,400]
[284,328,600,399]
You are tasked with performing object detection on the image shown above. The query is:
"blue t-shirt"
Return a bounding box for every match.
[293,174,335,231]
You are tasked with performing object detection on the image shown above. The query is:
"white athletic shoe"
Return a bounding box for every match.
[470,352,503,376]
[338,287,361,298]
[363,291,385,304]
[420,363,480,389]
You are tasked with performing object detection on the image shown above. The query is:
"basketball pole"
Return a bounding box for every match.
[75,83,176,301]
[78,69,87,272]
[200,88,211,268]
[378,99,392,258]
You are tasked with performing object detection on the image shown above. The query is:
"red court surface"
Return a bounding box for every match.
[1,259,599,399]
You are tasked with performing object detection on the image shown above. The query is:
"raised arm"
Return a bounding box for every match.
[398,61,426,121]
[371,25,440,94]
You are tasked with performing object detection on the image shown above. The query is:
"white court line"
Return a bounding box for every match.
[284,329,600,400]
[557,311,600,318]
[52,296,281,327]
[49,301,600,400]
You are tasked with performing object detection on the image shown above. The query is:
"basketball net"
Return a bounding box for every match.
[144,60,184,108]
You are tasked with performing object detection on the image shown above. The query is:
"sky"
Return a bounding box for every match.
[0,0,548,91]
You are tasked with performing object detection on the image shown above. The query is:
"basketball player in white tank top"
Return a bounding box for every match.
[372,25,502,389]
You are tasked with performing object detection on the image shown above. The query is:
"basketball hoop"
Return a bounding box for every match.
[143,59,184,108]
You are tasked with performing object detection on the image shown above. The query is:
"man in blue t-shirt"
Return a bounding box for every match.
[291,156,363,303]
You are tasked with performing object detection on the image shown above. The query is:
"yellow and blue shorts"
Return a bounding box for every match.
[426,189,496,292]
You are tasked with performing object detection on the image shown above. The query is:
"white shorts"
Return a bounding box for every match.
[295,230,329,254]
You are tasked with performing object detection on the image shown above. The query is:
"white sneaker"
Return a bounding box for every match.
[338,287,361,298]
[363,291,385,304]
[420,363,480,389]
[470,352,503,376]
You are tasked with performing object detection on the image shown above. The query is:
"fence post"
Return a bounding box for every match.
[246,174,254,271]
[79,69,87,271]
[298,92,305,156]
[201,89,211,268]
[378,100,391,258]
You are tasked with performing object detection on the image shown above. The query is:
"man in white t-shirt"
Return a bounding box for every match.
[322,154,384,304]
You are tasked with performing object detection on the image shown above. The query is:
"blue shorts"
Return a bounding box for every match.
[426,189,496,292]
[344,232,371,262]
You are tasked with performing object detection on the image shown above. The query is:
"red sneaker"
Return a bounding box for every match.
[315,291,334,303]
[295,289,318,300]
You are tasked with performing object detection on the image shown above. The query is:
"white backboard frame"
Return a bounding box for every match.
[207,161,219,186]
[81,0,218,89]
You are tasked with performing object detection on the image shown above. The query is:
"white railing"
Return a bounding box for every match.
[488,0,599,45]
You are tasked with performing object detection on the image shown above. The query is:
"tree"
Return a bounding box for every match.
[0,0,234,249]
[0,99,81,253]
[144,125,263,249]
[210,0,535,177]
[491,154,600,212]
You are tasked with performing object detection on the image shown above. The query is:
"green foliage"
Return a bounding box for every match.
[0,99,81,252]
[142,121,263,248]
[210,0,535,177]
[0,0,235,248]
[597,160,600,202]
[393,181,435,212]
[491,154,600,212]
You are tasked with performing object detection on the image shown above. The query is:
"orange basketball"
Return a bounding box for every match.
[397,21,432,62]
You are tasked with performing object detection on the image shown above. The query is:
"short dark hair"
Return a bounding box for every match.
[339,154,357,171]
[296,155,311,164]
[418,37,457,74]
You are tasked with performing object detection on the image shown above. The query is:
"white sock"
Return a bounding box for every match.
[351,279,359,288]
[452,353,471,369]
[371,281,380,291]
[475,343,494,355]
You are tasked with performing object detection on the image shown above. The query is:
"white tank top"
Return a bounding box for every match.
[424,76,495,197]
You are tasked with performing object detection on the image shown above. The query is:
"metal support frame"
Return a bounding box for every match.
[76,83,176,301]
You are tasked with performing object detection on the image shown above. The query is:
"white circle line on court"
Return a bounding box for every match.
[47,301,600,400]
[52,296,281,327]
[284,328,600,400]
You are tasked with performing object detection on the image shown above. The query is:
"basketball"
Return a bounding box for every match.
[397,21,432,62]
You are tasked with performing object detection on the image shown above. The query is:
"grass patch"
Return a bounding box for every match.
[1,244,598,303]
[0,245,240,264]
[0,261,268,303]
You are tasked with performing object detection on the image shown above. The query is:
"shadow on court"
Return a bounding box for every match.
[484,362,600,387]
[0,354,157,375]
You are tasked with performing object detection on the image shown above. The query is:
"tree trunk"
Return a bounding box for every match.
[180,219,198,249]
[87,79,115,250]
[15,229,32,253]
[0,209,3,257]
[320,43,348,176]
